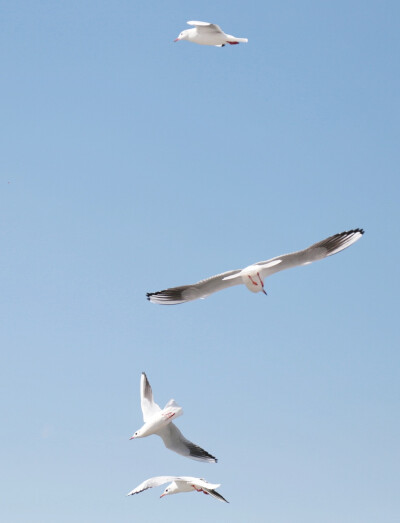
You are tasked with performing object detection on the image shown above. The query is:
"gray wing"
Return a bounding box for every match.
[202,487,229,503]
[140,372,161,422]
[177,477,221,489]
[127,476,176,496]
[157,423,217,463]
[256,229,364,278]
[176,478,229,503]
[147,269,242,305]
[187,21,223,33]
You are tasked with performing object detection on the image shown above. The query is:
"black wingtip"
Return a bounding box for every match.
[210,489,229,503]
[337,228,364,237]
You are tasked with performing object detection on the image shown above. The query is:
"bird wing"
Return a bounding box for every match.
[255,229,364,279]
[187,21,223,33]
[175,478,229,503]
[157,423,217,463]
[202,487,229,503]
[179,477,221,490]
[127,476,176,496]
[140,372,161,422]
[147,269,242,305]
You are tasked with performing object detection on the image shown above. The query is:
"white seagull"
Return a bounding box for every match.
[174,21,248,47]
[130,373,217,463]
[147,229,364,305]
[127,475,228,503]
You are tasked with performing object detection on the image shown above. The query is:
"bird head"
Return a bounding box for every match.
[129,429,141,440]
[174,30,190,42]
[160,483,179,498]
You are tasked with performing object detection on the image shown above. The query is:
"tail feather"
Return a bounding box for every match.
[227,37,248,44]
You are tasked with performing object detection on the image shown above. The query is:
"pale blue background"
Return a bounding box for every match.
[1,1,399,522]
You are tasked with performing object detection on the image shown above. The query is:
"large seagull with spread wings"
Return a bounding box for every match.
[147,229,364,305]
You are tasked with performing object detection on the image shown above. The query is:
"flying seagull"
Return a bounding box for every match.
[130,373,217,463]
[174,21,248,47]
[147,229,364,305]
[127,475,228,503]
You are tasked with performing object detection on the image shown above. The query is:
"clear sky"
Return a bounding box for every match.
[1,1,399,522]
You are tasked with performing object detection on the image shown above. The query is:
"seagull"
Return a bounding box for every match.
[130,373,217,463]
[174,21,248,47]
[127,475,228,503]
[147,229,364,305]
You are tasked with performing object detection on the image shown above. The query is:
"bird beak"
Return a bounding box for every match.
[174,37,180,42]
[160,494,165,498]
[129,435,135,440]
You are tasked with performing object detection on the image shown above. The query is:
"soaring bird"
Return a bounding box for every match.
[174,21,248,47]
[147,229,364,305]
[127,475,228,503]
[130,373,217,463]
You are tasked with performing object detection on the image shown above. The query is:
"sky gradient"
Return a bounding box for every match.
[1,1,399,522]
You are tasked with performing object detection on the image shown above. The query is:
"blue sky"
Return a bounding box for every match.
[1,1,399,521]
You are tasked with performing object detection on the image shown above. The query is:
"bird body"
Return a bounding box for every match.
[127,475,228,503]
[131,399,183,438]
[175,21,248,47]
[130,373,217,463]
[147,229,364,305]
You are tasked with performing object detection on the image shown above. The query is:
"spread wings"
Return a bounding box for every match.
[158,423,217,463]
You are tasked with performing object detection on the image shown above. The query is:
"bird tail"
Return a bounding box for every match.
[226,36,248,44]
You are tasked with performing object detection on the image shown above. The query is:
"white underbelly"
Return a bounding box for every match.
[191,33,226,46]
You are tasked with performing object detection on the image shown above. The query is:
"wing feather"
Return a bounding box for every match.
[158,423,217,463]
[256,229,364,278]
[147,269,242,305]
[127,476,175,496]
[187,21,223,33]
[203,488,229,503]
[140,372,161,422]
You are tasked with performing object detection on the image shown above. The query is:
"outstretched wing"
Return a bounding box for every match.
[147,269,242,305]
[202,487,229,503]
[176,478,229,503]
[140,372,161,422]
[158,423,217,463]
[256,229,364,278]
[187,21,223,33]
[182,477,221,490]
[127,476,175,496]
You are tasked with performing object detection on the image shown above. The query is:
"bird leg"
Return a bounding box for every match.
[257,272,267,295]
[192,485,209,495]
[248,275,258,287]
